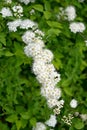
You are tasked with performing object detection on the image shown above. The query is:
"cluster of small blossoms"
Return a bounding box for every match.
[62,114,74,125]
[5,0,12,4]
[66,5,86,33]
[22,30,63,111]
[57,7,65,20]
[0,7,13,17]
[30,9,35,15]
[69,22,86,33]
[21,18,64,129]
[57,5,86,33]
[57,6,76,21]
[0,4,23,18]
[22,29,64,129]
[70,99,78,108]
[32,122,46,130]
[7,19,38,32]
[53,100,64,115]
[12,5,23,18]
[75,112,87,122]
[19,0,35,5]
[45,115,57,128]
[65,6,76,21]
[32,115,57,130]
[80,114,87,122]
[78,0,85,2]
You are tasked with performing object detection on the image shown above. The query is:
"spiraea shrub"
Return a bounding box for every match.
[0,0,87,130]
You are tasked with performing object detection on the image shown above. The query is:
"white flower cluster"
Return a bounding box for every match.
[7,19,22,32]
[12,5,23,18]
[32,122,46,130]
[70,99,78,108]
[78,0,85,2]
[80,114,87,122]
[22,30,62,109]
[45,115,57,127]
[65,6,76,21]
[57,5,85,34]
[0,5,23,18]
[62,114,74,125]
[30,9,35,15]
[69,22,86,33]
[0,7,12,17]
[57,7,65,20]
[19,0,35,5]
[5,0,12,4]
[7,19,38,32]
[57,6,76,21]
[53,100,64,115]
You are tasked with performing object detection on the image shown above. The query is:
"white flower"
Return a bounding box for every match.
[5,0,12,4]
[49,71,61,83]
[0,7,12,17]
[35,29,45,37]
[65,6,76,21]
[41,86,61,100]
[53,100,64,114]
[32,60,46,75]
[24,42,44,58]
[78,0,85,2]
[22,31,35,44]
[30,9,35,15]
[34,49,53,63]
[20,19,37,29]
[70,99,78,108]
[45,115,57,127]
[57,7,65,20]
[85,40,87,46]
[19,0,35,5]
[69,22,86,33]
[80,114,87,121]
[57,99,64,108]
[47,98,58,108]
[62,114,74,125]
[7,19,22,32]
[32,122,46,130]
[12,5,23,17]
[19,0,31,5]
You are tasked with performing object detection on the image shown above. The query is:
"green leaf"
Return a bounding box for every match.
[44,11,52,19]
[6,114,18,123]
[61,79,71,87]
[33,4,43,12]
[0,33,6,46]
[21,112,30,120]
[44,1,51,11]
[47,28,61,36]
[30,118,36,126]
[0,122,9,130]
[14,42,24,56]
[63,87,73,96]
[53,58,63,69]
[10,32,21,42]
[4,51,14,57]
[16,106,26,114]
[47,21,62,28]
[74,119,84,129]
[16,120,22,130]
[21,119,28,128]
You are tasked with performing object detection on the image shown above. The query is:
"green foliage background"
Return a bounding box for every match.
[0,0,87,129]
